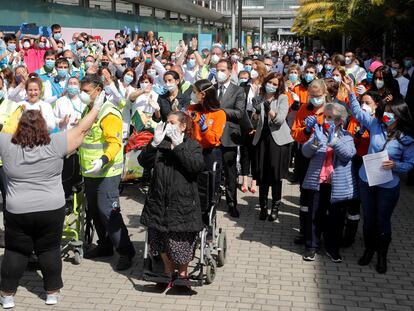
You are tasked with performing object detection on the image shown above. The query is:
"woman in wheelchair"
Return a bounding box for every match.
[138,111,205,283]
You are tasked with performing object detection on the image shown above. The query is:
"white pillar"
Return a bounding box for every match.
[231,0,236,48]
[259,17,263,47]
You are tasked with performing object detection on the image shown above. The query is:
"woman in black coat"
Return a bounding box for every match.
[138,111,204,281]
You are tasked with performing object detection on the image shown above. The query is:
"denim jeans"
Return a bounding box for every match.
[359,178,400,238]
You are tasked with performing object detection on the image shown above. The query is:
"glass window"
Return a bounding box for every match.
[53,0,79,6]
[90,0,112,11]
[116,0,133,14]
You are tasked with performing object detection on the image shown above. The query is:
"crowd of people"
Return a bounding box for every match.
[0,22,414,308]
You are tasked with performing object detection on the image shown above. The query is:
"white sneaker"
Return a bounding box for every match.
[45,291,61,305]
[0,295,15,309]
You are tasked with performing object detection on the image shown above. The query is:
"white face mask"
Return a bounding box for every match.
[375,79,385,89]
[216,71,228,84]
[165,123,174,137]
[140,82,149,90]
[250,69,259,79]
[345,57,352,65]
[361,103,373,115]
[190,92,198,104]
[211,54,220,65]
[165,83,177,92]
[265,65,272,72]
[23,41,31,49]
[147,69,156,77]
[391,68,398,78]
[79,91,91,105]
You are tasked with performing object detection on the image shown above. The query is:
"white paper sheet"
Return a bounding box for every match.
[363,150,393,186]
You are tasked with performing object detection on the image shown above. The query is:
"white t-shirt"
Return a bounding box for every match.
[395,75,409,98]
[18,100,56,131]
[53,96,87,130]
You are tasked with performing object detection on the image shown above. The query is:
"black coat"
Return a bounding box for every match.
[138,138,204,233]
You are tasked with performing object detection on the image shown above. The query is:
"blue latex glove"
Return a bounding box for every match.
[327,121,336,142]
[207,68,217,81]
[20,22,28,32]
[313,124,324,143]
[198,114,208,132]
[123,26,128,35]
[134,25,139,33]
[304,115,317,130]
[152,84,167,95]
[47,27,52,38]
[38,26,44,36]
[127,27,131,36]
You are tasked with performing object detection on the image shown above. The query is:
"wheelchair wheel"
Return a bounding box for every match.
[73,250,82,265]
[217,230,227,267]
[205,258,217,284]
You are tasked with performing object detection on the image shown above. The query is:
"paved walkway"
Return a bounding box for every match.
[1,179,414,311]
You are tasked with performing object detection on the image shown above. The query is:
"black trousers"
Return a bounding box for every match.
[221,146,238,206]
[259,180,282,206]
[240,133,256,178]
[62,153,82,199]
[84,175,135,256]
[203,147,222,196]
[1,207,65,292]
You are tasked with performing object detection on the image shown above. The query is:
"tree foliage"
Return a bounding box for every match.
[292,0,414,56]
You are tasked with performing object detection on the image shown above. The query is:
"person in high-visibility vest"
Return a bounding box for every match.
[78,74,135,271]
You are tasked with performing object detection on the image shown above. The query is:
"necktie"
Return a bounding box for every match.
[218,85,224,102]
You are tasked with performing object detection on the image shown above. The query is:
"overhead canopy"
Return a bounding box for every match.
[126,0,225,21]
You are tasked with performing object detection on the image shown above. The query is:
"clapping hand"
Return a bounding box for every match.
[198,114,208,132]
[151,121,167,147]
[304,115,317,130]
[313,124,324,144]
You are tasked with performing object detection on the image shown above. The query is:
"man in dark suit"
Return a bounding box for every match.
[215,59,246,217]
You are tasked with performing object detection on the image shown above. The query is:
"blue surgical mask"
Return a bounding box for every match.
[244,65,252,72]
[366,72,373,83]
[310,96,325,107]
[265,83,277,94]
[165,83,177,92]
[123,74,134,85]
[304,73,315,83]
[238,78,248,85]
[404,59,412,68]
[333,76,342,83]
[76,41,83,48]
[38,42,46,49]
[45,59,55,70]
[57,68,68,78]
[325,64,333,71]
[67,85,79,96]
[187,59,196,68]
[54,33,62,40]
[288,73,298,83]
[7,43,16,52]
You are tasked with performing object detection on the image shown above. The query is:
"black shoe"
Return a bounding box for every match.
[268,202,280,222]
[303,249,316,261]
[376,234,391,274]
[294,235,305,245]
[326,250,343,263]
[84,246,114,259]
[228,203,240,218]
[116,251,135,271]
[358,249,375,266]
[259,207,268,220]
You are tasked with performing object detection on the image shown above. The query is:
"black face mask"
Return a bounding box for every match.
[101,62,109,68]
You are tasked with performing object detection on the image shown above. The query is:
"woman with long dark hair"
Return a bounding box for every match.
[343,75,414,274]
[188,79,226,197]
[252,73,293,222]
[0,93,105,308]
[371,65,402,102]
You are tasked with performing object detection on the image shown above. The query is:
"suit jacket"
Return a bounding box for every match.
[252,94,294,146]
[216,82,246,147]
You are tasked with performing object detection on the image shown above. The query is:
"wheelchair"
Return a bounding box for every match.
[142,162,227,286]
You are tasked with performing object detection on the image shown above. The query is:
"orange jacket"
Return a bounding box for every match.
[347,116,370,157]
[291,103,325,144]
[188,105,226,149]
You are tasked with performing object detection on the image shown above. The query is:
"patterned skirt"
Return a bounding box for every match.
[148,228,197,265]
